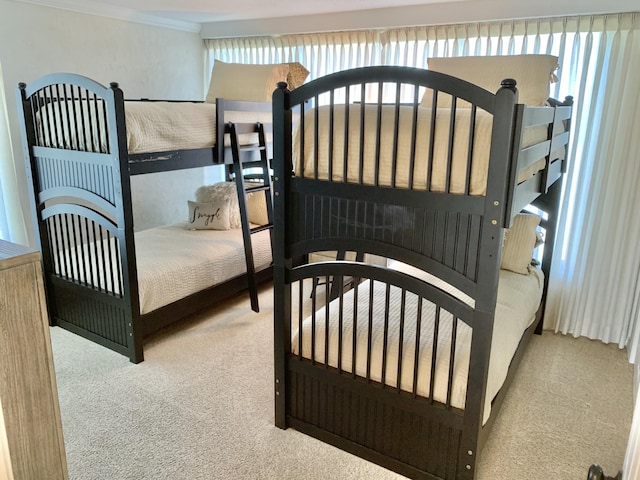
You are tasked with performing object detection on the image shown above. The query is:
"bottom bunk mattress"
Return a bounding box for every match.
[291,261,543,424]
[135,223,272,314]
[53,222,272,316]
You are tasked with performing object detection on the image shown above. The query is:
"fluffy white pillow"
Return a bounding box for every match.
[421,54,558,108]
[205,60,290,103]
[195,182,241,229]
[501,213,541,274]
[186,200,231,230]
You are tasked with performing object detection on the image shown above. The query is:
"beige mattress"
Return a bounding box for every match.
[294,104,555,195]
[55,223,272,315]
[124,102,273,154]
[291,261,543,424]
[135,223,272,314]
[36,101,272,154]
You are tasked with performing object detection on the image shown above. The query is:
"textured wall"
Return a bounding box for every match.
[0,0,210,243]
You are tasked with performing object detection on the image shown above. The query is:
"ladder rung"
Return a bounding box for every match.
[250,224,273,234]
[238,145,266,153]
[246,185,270,193]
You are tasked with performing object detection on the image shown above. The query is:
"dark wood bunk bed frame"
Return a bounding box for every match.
[272,66,572,479]
[16,72,273,364]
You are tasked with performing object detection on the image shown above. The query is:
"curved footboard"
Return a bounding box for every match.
[16,73,142,362]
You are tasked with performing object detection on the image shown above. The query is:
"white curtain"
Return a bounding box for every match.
[0,62,27,243]
[545,15,640,364]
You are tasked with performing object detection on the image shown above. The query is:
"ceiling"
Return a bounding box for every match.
[14,0,639,35]
[16,0,463,26]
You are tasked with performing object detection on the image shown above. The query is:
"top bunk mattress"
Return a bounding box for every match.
[35,100,273,154]
[294,104,561,195]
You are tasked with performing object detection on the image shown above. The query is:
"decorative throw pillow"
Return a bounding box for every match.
[420,54,558,108]
[501,213,541,274]
[195,182,241,229]
[186,201,231,230]
[205,60,290,103]
[286,62,310,90]
[246,190,270,226]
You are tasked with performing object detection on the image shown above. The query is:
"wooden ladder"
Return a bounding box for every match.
[227,121,274,312]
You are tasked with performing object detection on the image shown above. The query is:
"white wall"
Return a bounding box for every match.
[0,0,210,245]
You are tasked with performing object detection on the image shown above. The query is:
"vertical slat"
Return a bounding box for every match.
[298,279,303,360]
[342,87,350,183]
[373,81,383,186]
[351,281,359,378]
[327,90,334,181]
[446,316,458,409]
[408,87,420,189]
[445,99,457,193]
[324,274,330,368]
[311,277,317,364]
[412,297,423,397]
[396,288,406,391]
[465,105,478,195]
[299,101,306,178]
[391,82,401,188]
[427,90,438,190]
[366,280,374,382]
[358,83,366,185]
[380,283,391,386]
[337,284,344,372]
[429,306,441,402]
[313,94,319,179]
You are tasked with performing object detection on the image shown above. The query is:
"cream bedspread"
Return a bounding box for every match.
[295,104,554,195]
[291,261,543,424]
[135,223,272,314]
[124,102,273,154]
[57,223,272,315]
[37,101,272,154]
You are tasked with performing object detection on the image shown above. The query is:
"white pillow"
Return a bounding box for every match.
[195,182,241,229]
[501,213,541,274]
[421,54,558,108]
[186,201,231,230]
[205,60,290,103]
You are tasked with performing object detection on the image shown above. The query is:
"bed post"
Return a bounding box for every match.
[107,82,143,363]
[272,82,292,429]
[459,79,519,478]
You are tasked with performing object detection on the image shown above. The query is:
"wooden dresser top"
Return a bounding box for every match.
[0,240,41,271]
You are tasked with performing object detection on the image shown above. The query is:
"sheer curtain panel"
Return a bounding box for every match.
[0,63,27,243]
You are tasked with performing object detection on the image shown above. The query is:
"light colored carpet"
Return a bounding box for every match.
[50,283,634,479]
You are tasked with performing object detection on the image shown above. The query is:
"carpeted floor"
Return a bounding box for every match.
[50,283,634,479]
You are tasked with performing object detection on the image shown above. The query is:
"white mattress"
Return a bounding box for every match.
[55,223,272,315]
[135,223,272,314]
[291,261,543,424]
[124,102,273,154]
[36,101,272,154]
[294,104,555,195]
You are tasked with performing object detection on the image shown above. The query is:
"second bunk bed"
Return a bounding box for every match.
[16,65,292,363]
[272,59,573,479]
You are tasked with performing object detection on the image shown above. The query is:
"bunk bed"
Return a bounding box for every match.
[16,71,280,363]
[272,63,573,479]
